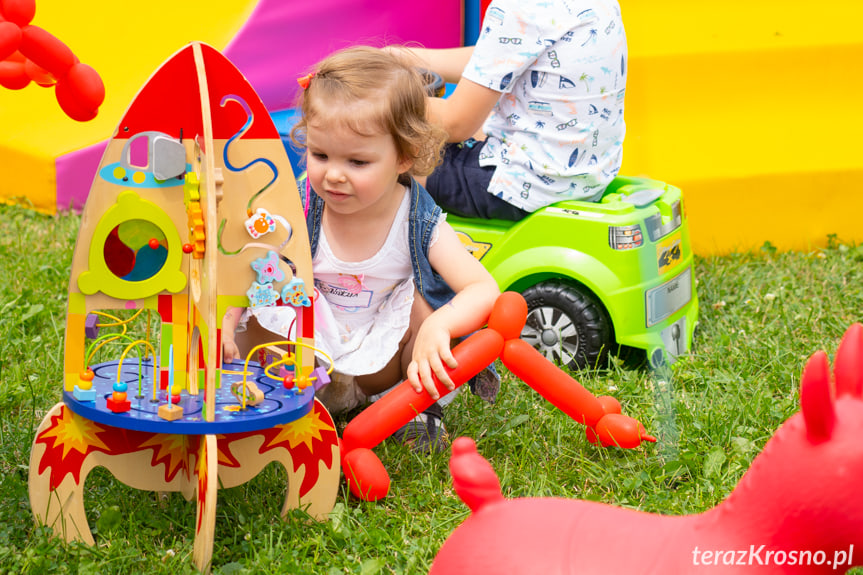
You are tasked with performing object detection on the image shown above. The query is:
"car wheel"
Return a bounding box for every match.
[520,281,613,370]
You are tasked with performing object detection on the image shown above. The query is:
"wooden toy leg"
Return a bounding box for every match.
[28,399,339,573]
[193,435,218,574]
[28,403,190,546]
[216,399,341,521]
[29,403,96,545]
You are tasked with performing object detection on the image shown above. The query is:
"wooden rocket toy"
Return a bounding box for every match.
[27,43,340,573]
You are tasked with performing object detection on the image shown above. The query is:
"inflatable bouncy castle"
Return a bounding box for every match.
[2,0,862,255]
[0,0,464,214]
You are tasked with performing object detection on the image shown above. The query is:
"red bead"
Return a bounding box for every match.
[182,243,194,253]
[148,238,160,250]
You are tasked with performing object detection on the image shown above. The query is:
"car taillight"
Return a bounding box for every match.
[609,224,643,250]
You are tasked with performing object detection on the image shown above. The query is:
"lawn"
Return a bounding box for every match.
[1,204,861,574]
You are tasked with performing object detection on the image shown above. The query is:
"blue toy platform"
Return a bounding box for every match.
[64,359,314,435]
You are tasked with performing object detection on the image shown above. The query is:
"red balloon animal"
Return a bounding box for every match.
[0,0,104,121]
[340,291,656,501]
[430,323,863,574]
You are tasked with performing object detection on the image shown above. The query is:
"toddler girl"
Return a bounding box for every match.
[223,46,500,451]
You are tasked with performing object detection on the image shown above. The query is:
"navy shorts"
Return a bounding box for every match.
[426,139,529,221]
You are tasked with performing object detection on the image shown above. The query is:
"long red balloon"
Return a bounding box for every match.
[341,328,504,453]
[0,1,104,121]
[342,448,390,501]
[19,25,74,76]
[501,338,606,427]
[0,58,27,89]
[0,20,20,61]
[0,0,35,27]
[486,290,527,340]
[339,291,655,501]
[55,62,103,121]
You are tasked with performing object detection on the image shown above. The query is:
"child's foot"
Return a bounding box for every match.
[392,402,449,454]
[316,373,367,415]
[468,364,500,404]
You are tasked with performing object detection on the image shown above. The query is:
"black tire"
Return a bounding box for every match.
[520,281,614,370]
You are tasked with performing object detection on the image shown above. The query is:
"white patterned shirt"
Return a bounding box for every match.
[464,0,627,211]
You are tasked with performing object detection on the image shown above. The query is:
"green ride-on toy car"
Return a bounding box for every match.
[448,175,698,370]
[272,99,697,371]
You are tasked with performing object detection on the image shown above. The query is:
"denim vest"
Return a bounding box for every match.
[305,179,456,310]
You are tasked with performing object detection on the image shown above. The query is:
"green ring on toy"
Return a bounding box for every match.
[84,309,148,363]
[78,191,187,299]
[80,329,137,392]
[85,332,139,370]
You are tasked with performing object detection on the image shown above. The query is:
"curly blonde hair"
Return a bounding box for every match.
[291,46,445,183]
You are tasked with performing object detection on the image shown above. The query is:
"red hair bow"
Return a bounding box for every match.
[297,72,315,90]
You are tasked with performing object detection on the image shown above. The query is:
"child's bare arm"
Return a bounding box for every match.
[407,222,500,398]
[387,45,474,84]
[427,77,501,143]
[386,45,500,142]
[221,307,243,364]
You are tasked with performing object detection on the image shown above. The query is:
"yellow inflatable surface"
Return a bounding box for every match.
[3,1,862,255]
[0,0,258,212]
[621,1,863,254]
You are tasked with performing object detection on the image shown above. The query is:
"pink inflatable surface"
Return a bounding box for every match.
[224,0,462,112]
[2,0,462,213]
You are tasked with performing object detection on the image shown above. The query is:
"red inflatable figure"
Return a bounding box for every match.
[430,324,863,574]
[0,0,104,121]
[340,291,656,501]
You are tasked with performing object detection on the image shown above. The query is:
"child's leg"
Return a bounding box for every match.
[354,327,413,397]
[237,315,366,414]
[362,293,450,453]
[315,372,367,415]
[425,139,529,221]
[354,290,434,397]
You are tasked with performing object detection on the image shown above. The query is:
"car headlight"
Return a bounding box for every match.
[644,200,682,242]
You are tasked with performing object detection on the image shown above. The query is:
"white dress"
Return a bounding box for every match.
[250,191,442,377]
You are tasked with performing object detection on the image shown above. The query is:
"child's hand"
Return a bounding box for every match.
[222,339,240,364]
[407,320,458,400]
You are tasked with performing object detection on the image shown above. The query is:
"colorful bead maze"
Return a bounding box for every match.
[27,43,339,574]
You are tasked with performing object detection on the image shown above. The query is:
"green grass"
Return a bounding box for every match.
[1,204,862,574]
